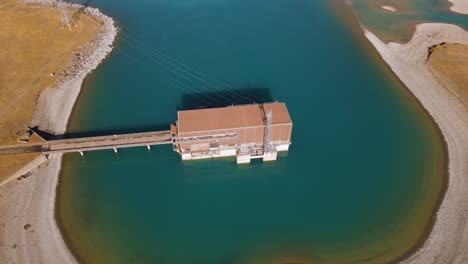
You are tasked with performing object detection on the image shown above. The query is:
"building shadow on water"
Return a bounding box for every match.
[29,87,274,141]
[177,86,274,111]
[29,123,170,141]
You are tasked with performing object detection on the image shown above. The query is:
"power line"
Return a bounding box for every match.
[118,36,248,104]
[118,31,264,103]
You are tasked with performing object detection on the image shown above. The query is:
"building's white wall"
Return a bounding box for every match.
[179,138,290,163]
[263,151,277,161]
[191,154,212,160]
[220,148,237,157]
[236,154,251,164]
[276,144,290,152]
[181,153,192,160]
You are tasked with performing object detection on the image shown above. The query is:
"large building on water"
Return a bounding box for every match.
[171,102,292,164]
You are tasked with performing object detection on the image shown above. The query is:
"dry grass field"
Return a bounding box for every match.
[428,43,468,109]
[0,0,99,183]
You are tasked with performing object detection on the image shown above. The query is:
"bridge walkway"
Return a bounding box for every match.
[0,130,172,156]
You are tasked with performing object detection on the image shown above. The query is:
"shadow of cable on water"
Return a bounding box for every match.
[177,86,274,111]
[29,123,170,141]
[31,87,274,140]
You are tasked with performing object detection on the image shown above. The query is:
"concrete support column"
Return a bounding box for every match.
[147,145,151,151]
[79,151,84,156]
[113,148,118,154]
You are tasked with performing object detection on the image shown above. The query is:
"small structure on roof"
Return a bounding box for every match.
[171,102,292,164]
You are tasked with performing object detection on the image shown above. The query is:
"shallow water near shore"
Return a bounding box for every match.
[59,0,446,263]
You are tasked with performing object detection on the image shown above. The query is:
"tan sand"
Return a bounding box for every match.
[428,43,468,109]
[448,0,468,14]
[364,23,468,263]
[381,5,398,13]
[0,1,117,263]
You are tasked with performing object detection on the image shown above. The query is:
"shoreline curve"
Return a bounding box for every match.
[364,23,468,263]
[448,0,468,15]
[0,1,117,263]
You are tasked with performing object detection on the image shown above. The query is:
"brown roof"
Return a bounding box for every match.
[263,102,292,125]
[177,103,291,134]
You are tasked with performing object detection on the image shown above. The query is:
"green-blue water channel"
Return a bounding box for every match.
[58,0,446,263]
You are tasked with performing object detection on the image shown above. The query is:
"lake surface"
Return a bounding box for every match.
[58,0,449,263]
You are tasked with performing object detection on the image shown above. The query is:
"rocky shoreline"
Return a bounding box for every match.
[28,0,118,134]
[0,1,117,263]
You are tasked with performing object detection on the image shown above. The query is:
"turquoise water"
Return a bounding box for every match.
[59,0,446,263]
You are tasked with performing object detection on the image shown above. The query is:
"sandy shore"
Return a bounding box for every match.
[0,154,73,263]
[365,23,468,263]
[0,1,117,263]
[448,0,468,14]
[381,5,398,13]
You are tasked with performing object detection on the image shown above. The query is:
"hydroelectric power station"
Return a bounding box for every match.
[0,102,292,164]
[172,102,292,164]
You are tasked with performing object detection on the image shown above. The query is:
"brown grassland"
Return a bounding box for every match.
[0,0,98,183]
[428,43,468,109]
